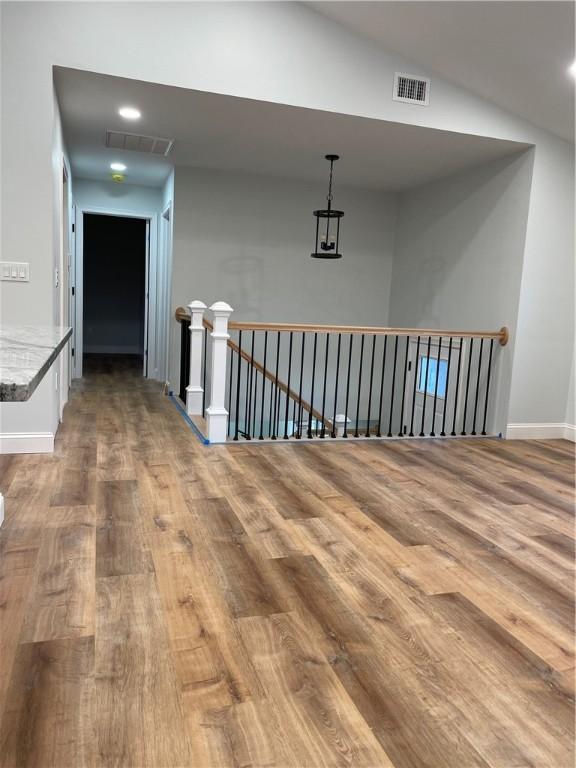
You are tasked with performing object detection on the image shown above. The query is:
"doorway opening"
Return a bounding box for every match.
[82,213,149,375]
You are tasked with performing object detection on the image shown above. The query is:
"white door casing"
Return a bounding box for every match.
[73,206,159,380]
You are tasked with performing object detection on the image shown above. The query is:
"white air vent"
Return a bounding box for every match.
[105,130,174,156]
[393,73,430,106]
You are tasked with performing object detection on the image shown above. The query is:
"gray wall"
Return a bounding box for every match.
[566,353,575,427]
[389,151,534,433]
[170,166,397,388]
[508,139,575,427]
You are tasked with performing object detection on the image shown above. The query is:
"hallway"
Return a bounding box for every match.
[0,357,573,767]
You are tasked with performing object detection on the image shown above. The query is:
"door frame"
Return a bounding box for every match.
[160,201,173,386]
[74,205,159,379]
[58,158,72,419]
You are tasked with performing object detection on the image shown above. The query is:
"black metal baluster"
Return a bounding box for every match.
[275,353,283,439]
[430,337,442,436]
[179,320,189,402]
[283,332,293,439]
[274,387,284,437]
[388,335,399,437]
[296,333,306,438]
[331,333,342,438]
[227,345,234,437]
[419,337,432,437]
[271,332,281,439]
[268,377,274,438]
[471,338,484,435]
[252,368,258,438]
[244,331,255,439]
[481,339,494,436]
[233,331,242,441]
[461,338,474,435]
[259,331,268,439]
[451,338,464,436]
[308,333,318,438]
[398,336,410,436]
[376,336,388,437]
[409,336,421,437]
[365,335,376,437]
[440,337,453,437]
[343,335,354,438]
[354,334,365,437]
[320,334,330,438]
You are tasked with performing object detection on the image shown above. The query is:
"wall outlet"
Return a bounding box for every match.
[0,262,29,281]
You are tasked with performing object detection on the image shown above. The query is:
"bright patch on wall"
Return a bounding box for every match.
[119,106,141,120]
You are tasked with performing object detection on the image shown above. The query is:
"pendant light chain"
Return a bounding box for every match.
[327,157,334,202]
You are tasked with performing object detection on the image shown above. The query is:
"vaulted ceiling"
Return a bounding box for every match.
[310,1,574,142]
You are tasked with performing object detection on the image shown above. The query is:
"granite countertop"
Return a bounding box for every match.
[0,326,73,402]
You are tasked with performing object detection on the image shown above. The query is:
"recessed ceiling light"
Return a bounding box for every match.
[570,61,576,78]
[110,162,127,172]
[119,106,141,120]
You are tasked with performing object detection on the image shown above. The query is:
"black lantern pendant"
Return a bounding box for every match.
[311,154,344,259]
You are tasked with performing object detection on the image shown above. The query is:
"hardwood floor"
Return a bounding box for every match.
[0,355,574,768]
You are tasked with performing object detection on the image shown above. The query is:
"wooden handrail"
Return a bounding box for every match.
[175,308,333,431]
[175,309,508,346]
[227,322,509,345]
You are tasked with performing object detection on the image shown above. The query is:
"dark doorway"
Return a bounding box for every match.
[83,214,148,373]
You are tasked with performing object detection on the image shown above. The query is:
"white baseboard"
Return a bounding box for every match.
[506,423,575,442]
[0,432,55,454]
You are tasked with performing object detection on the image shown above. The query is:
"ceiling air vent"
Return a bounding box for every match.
[393,73,430,106]
[105,130,174,157]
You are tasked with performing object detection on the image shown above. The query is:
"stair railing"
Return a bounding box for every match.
[175,303,508,444]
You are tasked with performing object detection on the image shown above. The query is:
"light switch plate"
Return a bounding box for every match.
[0,261,29,282]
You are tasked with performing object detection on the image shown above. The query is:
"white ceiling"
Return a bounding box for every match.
[311,1,575,143]
[55,67,528,190]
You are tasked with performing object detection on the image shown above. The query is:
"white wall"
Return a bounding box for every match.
[507,138,575,429]
[1,1,573,432]
[170,166,397,388]
[566,354,575,429]
[0,351,64,453]
[389,151,534,434]
[73,178,163,213]
[1,91,72,455]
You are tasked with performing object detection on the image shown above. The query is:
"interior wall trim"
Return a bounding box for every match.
[506,422,575,442]
[0,432,55,454]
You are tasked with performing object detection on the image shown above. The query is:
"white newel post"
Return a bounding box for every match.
[206,301,234,443]
[186,300,207,416]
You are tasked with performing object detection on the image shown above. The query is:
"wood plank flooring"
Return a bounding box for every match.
[0,354,574,768]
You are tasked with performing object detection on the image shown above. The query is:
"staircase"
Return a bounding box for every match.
[175,302,508,444]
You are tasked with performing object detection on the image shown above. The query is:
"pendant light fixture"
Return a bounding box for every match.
[311,154,344,259]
